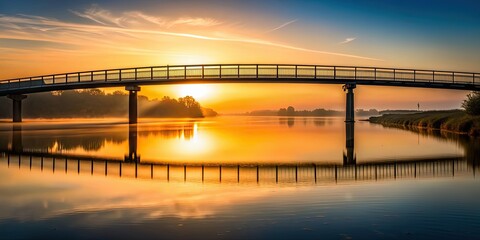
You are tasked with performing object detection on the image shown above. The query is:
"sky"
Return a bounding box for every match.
[1,0,479,113]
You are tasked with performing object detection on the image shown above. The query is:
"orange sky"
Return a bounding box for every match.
[0,3,477,113]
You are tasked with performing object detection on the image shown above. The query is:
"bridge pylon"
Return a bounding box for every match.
[7,94,27,122]
[343,83,356,123]
[125,85,141,124]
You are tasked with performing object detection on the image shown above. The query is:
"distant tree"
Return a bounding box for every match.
[278,108,287,116]
[286,106,295,116]
[462,91,480,115]
[111,90,127,96]
[356,108,379,116]
[83,89,105,96]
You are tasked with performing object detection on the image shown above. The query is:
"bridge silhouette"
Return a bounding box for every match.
[1,64,479,123]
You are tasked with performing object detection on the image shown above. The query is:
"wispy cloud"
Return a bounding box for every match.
[168,17,221,28]
[339,37,356,44]
[71,5,132,27]
[72,5,221,28]
[266,19,297,33]
[0,7,380,63]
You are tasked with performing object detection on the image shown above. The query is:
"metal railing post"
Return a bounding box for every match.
[354,67,357,80]
[202,65,205,79]
[393,69,396,81]
[119,69,122,81]
[256,64,258,78]
[276,65,279,79]
[452,72,454,83]
[219,65,222,79]
[167,65,169,79]
[184,66,187,79]
[135,68,137,80]
[105,70,107,82]
[295,65,298,78]
[91,71,93,81]
[151,67,153,80]
[413,70,416,82]
[432,71,435,82]
[334,66,336,80]
[78,72,80,82]
[314,66,317,79]
[374,68,376,81]
[474,73,476,84]
[65,74,68,83]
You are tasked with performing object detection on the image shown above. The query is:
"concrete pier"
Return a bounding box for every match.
[343,83,356,123]
[125,85,140,124]
[7,95,27,123]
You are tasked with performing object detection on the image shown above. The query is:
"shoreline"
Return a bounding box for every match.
[369,110,480,137]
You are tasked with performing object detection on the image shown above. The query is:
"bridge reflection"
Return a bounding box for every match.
[0,152,475,184]
[3,120,479,184]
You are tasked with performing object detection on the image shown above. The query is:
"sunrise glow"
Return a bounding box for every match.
[175,84,215,102]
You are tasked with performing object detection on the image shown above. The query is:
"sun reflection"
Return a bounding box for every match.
[175,123,212,156]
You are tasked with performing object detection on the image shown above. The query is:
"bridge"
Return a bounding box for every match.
[1,64,479,123]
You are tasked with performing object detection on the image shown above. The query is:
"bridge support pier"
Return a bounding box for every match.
[125,86,141,124]
[7,94,27,123]
[343,83,356,123]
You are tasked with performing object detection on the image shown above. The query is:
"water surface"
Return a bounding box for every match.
[0,116,478,239]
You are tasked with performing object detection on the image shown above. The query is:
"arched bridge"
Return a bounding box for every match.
[1,64,479,123]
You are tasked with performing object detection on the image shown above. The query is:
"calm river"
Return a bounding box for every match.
[0,116,479,239]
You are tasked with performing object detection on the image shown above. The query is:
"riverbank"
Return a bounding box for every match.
[369,110,480,136]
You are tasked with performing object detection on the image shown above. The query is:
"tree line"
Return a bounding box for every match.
[246,106,380,117]
[0,89,217,118]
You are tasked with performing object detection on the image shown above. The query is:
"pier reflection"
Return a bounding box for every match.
[125,124,139,162]
[12,124,23,153]
[343,122,355,165]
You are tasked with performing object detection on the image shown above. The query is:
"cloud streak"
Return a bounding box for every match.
[265,19,297,33]
[340,37,356,44]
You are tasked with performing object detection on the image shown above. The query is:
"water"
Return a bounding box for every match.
[0,116,479,240]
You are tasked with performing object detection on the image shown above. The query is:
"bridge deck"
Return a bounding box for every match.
[1,64,479,95]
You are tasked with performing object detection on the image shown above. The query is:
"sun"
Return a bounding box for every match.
[176,84,214,101]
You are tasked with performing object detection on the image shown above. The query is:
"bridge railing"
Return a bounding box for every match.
[0,64,478,92]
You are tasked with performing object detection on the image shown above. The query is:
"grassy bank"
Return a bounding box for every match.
[369,110,480,136]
